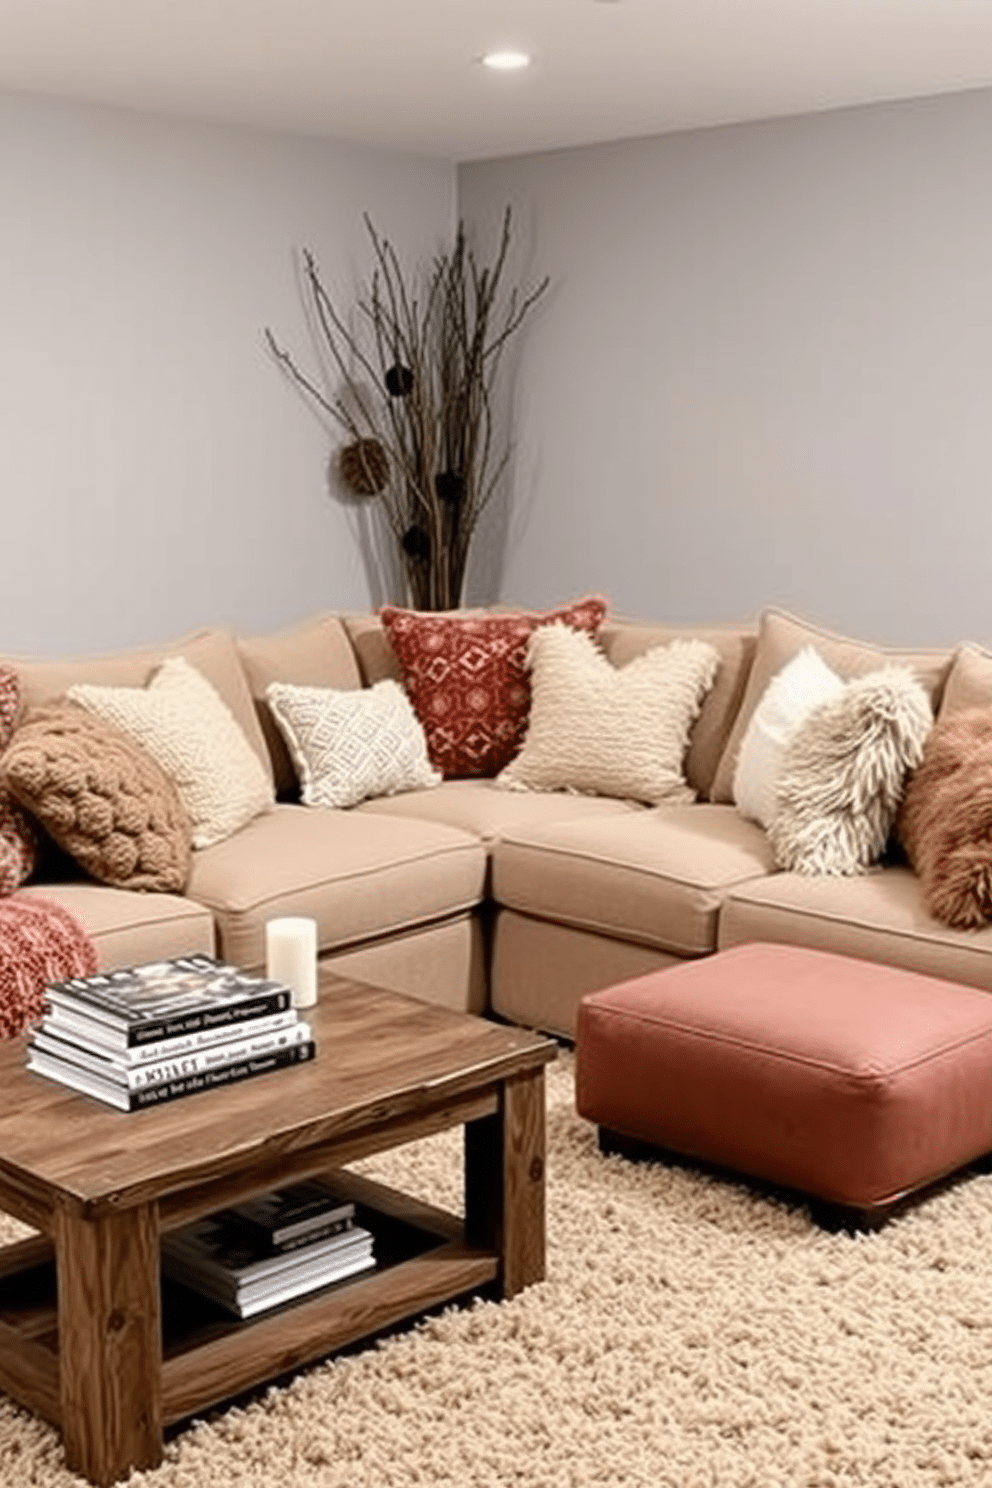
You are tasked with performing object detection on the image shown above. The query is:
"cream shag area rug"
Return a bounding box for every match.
[3,1051,992,1487]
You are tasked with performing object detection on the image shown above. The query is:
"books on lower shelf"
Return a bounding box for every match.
[27,954,317,1111]
[226,1177,358,1251]
[162,1180,375,1319]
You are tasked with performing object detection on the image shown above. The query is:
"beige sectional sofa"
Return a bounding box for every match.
[6,604,992,1040]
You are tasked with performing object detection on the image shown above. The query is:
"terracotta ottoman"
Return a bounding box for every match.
[575,942,992,1223]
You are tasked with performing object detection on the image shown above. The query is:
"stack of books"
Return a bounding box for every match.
[161,1178,375,1318]
[27,954,316,1111]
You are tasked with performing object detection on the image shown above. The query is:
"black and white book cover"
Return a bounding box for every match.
[227,1178,356,1249]
[161,1210,375,1313]
[41,1004,300,1065]
[29,1020,313,1091]
[27,1038,316,1111]
[44,955,293,1047]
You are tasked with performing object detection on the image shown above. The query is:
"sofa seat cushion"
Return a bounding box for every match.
[718,866,992,991]
[355,778,644,845]
[185,803,486,970]
[491,804,776,958]
[19,882,215,970]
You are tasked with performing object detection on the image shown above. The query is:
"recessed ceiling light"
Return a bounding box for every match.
[482,50,531,72]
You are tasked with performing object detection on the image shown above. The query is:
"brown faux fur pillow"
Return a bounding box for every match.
[897,707,992,929]
[2,701,192,893]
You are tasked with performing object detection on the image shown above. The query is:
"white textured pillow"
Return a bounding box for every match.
[732,646,844,828]
[69,657,274,849]
[497,624,718,804]
[769,667,933,876]
[266,679,441,809]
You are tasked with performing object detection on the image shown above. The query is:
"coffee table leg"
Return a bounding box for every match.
[465,1066,547,1298]
[54,1203,163,1485]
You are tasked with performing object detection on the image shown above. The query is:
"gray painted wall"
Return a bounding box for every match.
[1,92,455,656]
[459,89,992,647]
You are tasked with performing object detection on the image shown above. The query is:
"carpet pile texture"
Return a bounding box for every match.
[2,1052,992,1486]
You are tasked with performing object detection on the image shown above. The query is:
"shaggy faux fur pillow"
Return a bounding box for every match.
[897,707,992,929]
[0,668,38,896]
[769,667,933,876]
[3,702,193,892]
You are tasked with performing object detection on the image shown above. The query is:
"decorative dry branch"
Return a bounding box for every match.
[265,208,549,610]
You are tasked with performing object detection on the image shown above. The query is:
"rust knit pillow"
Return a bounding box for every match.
[897,707,992,929]
[2,702,193,893]
[0,668,38,896]
[0,892,98,1039]
[381,597,608,777]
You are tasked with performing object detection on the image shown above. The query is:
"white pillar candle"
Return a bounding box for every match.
[265,917,318,1009]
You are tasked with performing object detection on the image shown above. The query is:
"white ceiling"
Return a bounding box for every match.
[3,0,992,162]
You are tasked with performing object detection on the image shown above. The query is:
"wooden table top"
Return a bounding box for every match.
[0,973,557,1219]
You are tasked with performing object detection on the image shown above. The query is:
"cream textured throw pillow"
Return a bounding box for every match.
[733,646,844,828]
[69,657,274,849]
[768,667,933,876]
[266,679,441,809]
[497,624,719,804]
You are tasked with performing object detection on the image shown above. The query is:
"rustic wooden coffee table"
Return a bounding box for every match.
[0,972,557,1485]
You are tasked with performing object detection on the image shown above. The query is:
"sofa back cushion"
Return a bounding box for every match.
[238,612,363,796]
[938,644,992,719]
[599,619,756,801]
[0,628,272,786]
[710,609,952,803]
[342,612,407,688]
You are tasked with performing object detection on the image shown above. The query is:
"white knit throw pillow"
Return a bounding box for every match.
[266,679,441,809]
[69,657,274,849]
[497,624,719,804]
[768,666,933,876]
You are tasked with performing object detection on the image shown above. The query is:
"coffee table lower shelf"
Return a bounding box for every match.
[0,1171,500,1460]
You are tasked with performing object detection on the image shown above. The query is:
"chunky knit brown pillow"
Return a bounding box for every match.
[2,702,192,893]
[897,707,992,929]
[0,668,38,896]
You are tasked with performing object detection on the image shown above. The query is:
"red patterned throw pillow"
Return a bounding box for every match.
[0,668,38,897]
[381,597,608,778]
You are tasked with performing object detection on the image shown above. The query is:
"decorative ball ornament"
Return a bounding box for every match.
[435,471,465,504]
[401,524,431,560]
[385,364,414,397]
[338,438,389,497]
